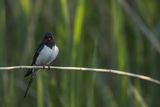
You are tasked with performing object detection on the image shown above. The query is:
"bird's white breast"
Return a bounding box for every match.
[36,45,59,65]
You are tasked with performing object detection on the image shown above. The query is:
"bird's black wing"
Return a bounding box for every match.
[32,42,45,65]
[24,42,44,77]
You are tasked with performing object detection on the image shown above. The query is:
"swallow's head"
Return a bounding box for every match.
[43,32,54,43]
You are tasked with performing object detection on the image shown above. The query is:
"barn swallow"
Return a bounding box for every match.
[24,32,59,98]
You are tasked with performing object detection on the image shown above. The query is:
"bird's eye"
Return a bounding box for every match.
[44,36,48,39]
[44,35,52,41]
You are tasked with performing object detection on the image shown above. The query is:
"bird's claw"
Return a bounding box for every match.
[43,66,45,69]
[47,65,50,70]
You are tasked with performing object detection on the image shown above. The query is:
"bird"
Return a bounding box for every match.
[24,32,59,98]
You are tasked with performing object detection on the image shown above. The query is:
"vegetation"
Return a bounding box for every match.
[0,0,160,107]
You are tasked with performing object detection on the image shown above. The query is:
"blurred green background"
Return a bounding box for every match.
[0,0,160,107]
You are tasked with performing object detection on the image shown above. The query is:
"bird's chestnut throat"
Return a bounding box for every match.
[44,41,55,49]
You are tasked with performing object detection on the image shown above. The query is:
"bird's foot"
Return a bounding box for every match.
[47,65,50,70]
[43,65,45,69]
